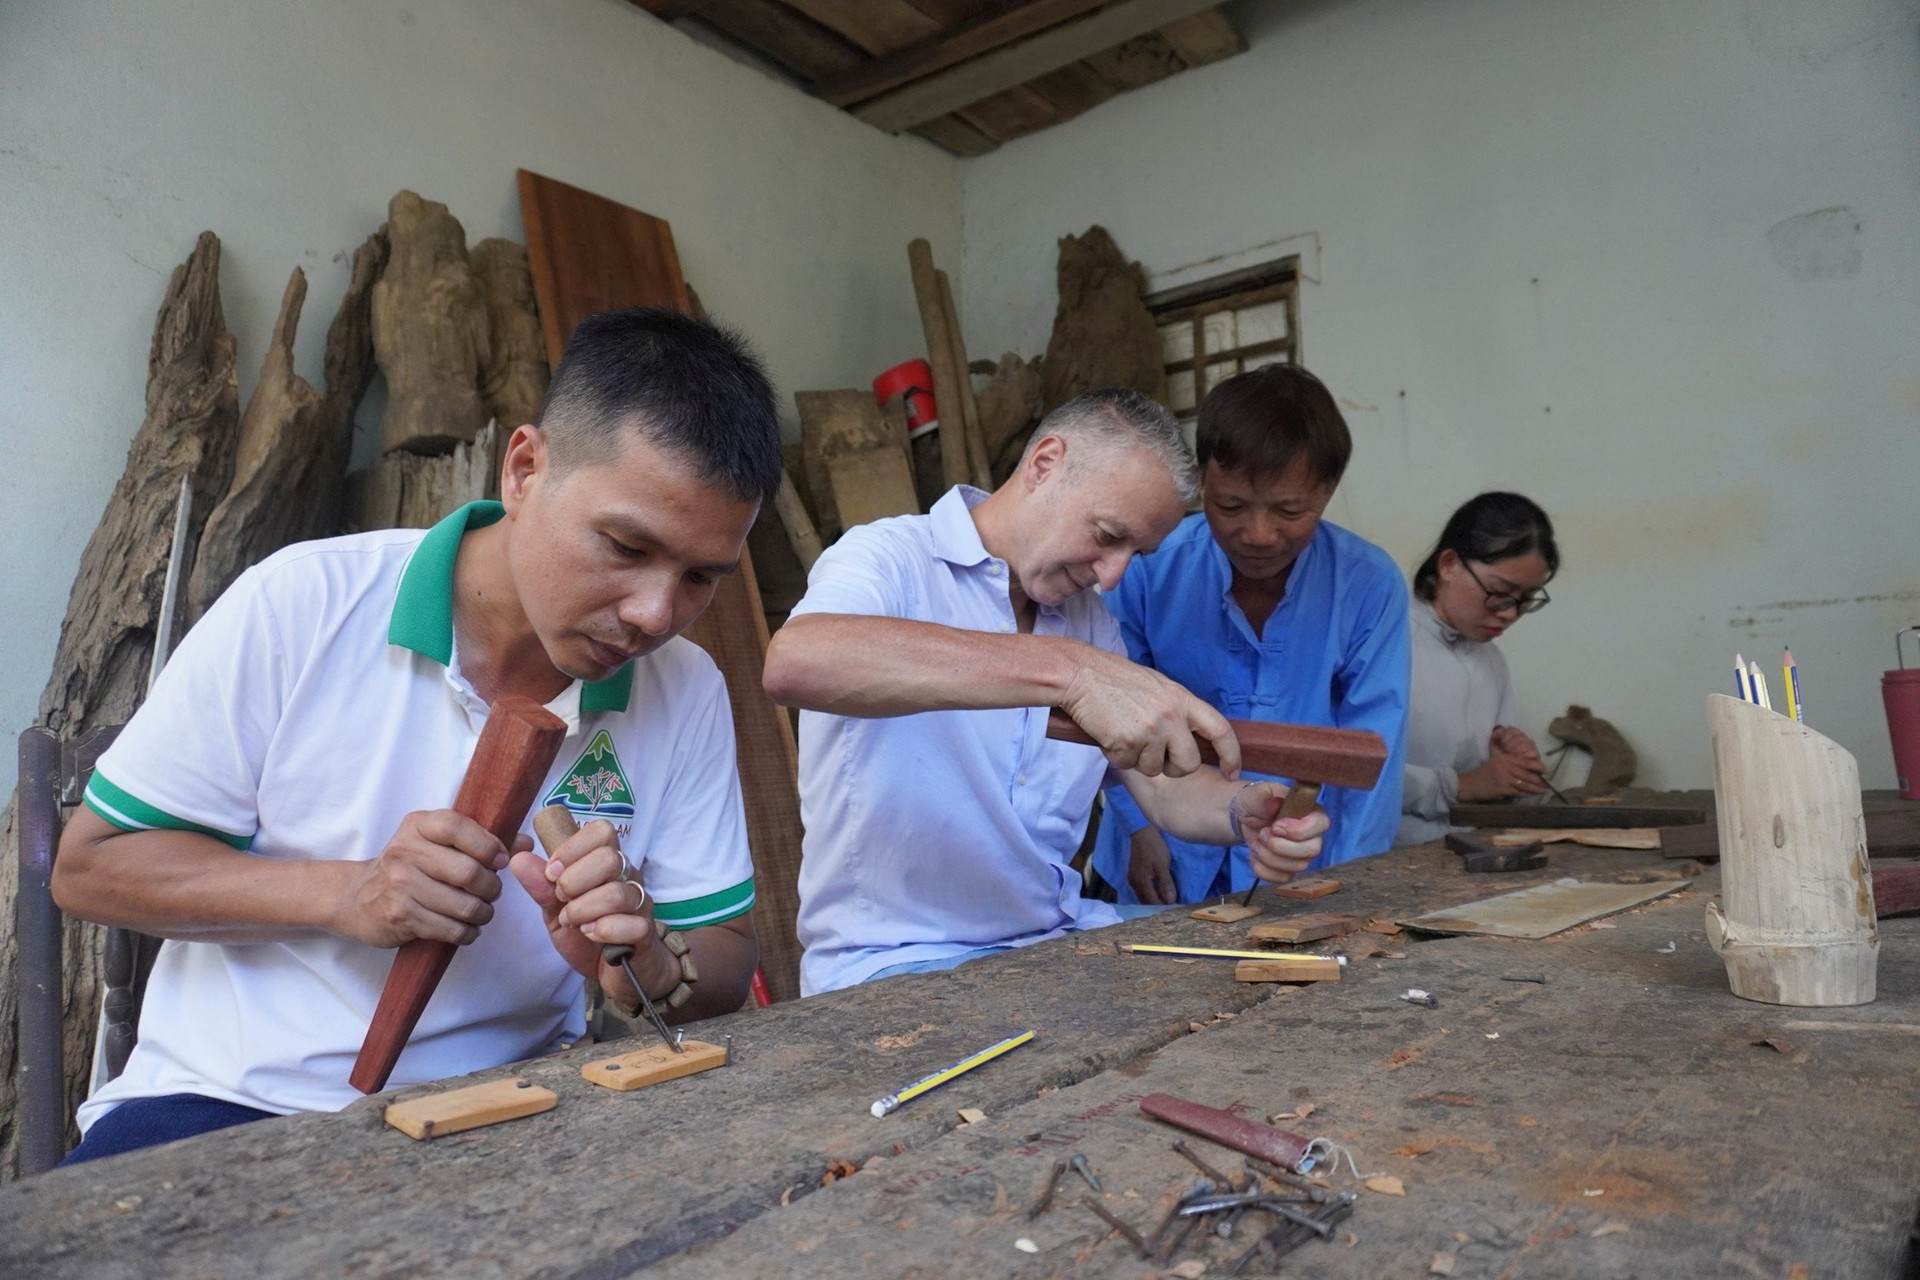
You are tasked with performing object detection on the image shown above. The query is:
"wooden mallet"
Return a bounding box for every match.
[1044,709,1389,904]
[350,697,568,1095]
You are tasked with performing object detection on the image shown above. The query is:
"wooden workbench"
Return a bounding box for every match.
[4,836,1916,1279]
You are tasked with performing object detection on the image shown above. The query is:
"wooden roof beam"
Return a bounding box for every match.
[807,0,1118,108]
[850,0,1228,132]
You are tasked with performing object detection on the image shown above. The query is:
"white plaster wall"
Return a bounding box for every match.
[0,0,960,795]
[961,0,1920,787]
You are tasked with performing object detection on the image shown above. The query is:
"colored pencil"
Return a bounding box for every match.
[869,1030,1034,1118]
[1749,661,1772,711]
[1735,653,1752,702]
[1783,648,1804,723]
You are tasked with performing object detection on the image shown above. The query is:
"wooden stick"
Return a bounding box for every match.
[772,468,823,571]
[350,697,568,1094]
[907,240,971,489]
[935,268,993,490]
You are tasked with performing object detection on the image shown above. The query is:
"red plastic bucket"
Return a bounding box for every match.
[1885,628,1920,800]
[873,360,940,439]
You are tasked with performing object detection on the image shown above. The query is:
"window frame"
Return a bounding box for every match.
[1145,256,1302,418]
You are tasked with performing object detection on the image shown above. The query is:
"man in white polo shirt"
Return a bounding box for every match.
[53,308,778,1161]
[765,389,1333,995]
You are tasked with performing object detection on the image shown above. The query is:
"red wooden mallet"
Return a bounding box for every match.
[1045,709,1388,902]
[349,697,568,1094]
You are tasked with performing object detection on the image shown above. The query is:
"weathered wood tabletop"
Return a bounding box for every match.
[4,832,1916,1279]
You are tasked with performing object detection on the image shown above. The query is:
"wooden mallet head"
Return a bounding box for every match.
[1045,709,1388,796]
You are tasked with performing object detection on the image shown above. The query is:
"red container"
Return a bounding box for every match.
[872,360,940,439]
[1884,628,1920,800]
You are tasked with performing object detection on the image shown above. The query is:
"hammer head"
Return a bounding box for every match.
[1044,710,1388,791]
[1230,720,1389,792]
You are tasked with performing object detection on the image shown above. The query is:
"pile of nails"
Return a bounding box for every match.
[1039,1140,1356,1275]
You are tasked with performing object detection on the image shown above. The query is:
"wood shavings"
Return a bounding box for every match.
[1429,1252,1456,1275]
[1393,1140,1435,1158]
[1582,1188,1605,1197]
[1014,1237,1039,1253]
[820,1158,860,1185]
[1169,1261,1208,1278]
[1591,1222,1630,1237]
[1270,1102,1316,1123]
[873,1024,936,1051]
[1364,1175,1406,1196]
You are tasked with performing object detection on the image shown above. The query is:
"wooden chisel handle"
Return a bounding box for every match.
[1277,780,1321,821]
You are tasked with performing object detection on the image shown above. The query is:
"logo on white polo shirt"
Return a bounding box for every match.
[545,730,636,821]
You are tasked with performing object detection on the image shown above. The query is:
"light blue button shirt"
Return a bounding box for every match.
[1091,515,1411,902]
[790,487,1123,995]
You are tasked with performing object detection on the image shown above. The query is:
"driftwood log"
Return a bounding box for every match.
[1550,704,1637,792]
[1039,225,1167,414]
[973,352,1043,482]
[469,238,549,436]
[185,230,386,622]
[351,421,501,532]
[372,191,491,454]
[0,232,240,1179]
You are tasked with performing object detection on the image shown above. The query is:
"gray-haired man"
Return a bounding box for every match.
[763,390,1331,994]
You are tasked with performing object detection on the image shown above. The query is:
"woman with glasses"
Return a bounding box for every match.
[1397,492,1560,846]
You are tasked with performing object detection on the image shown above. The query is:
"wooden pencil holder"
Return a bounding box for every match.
[1704,694,1877,1006]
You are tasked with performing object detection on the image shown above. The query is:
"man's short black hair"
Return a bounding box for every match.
[1195,364,1352,490]
[539,307,783,504]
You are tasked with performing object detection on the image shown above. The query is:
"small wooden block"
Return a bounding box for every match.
[1191,902,1263,923]
[581,1039,727,1091]
[1270,877,1342,900]
[383,1077,556,1141]
[1363,918,1403,935]
[1247,913,1363,945]
[1235,957,1343,984]
[957,1107,987,1124]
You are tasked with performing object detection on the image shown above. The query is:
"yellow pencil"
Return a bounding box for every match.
[1783,647,1803,723]
[869,1030,1034,1117]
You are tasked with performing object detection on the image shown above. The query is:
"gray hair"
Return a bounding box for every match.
[1024,388,1199,506]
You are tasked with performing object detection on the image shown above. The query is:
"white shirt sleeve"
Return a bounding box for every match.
[1401,760,1458,823]
[785,524,916,621]
[636,656,757,929]
[83,564,288,848]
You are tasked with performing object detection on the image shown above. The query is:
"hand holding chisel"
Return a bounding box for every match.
[531,805,696,1053]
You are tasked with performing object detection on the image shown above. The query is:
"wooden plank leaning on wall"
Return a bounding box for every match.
[516,169,808,1003]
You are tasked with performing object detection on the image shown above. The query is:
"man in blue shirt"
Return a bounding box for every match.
[1091,365,1410,904]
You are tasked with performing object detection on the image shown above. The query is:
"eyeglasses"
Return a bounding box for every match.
[1460,560,1551,616]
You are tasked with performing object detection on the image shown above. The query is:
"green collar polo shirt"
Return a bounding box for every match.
[78,503,754,1128]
